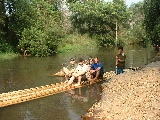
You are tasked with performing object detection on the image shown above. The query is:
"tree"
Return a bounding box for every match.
[120,1,147,45]
[143,0,160,45]
[68,0,128,46]
[19,0,64,56]
[0,0,5,52]
[0,0,64,56]
[0,0,14,52]
[0,0,5,34]
[112,0,128,45]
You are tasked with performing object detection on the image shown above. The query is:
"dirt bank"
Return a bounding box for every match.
[82,60,160,120]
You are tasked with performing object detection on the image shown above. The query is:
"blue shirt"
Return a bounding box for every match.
[90,62,104,74]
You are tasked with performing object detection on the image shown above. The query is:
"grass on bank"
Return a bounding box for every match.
[0,52,19,60]
[0,34,97,59]
[57,34,98,53]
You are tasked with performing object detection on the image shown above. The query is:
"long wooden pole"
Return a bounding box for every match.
[116,21,118,46]
[115,21,118,74]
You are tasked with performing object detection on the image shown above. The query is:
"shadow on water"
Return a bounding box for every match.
[0,45,157,120]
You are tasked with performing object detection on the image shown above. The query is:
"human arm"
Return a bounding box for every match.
[117,58,124,62]
[69,68,75,73]
[90,67,101,73]
[116,55,125,63]
[90,63,103,73]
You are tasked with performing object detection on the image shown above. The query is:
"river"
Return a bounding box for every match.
[0,45,157,120]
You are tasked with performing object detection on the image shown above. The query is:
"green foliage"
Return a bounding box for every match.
[0,52,19,60]
[0,1,5,29]
[112,0,128,23]
[143,0,160,45]
[120,26,147,45]
[3,0,36,47]
[0,0,7,52]
[68,0,128,46]
[129,1,144,21]
[57,34,97,53]
[0,29,8,52]
[0,0,64,56]
[20,25,63,57]
[119,1,148,45]
[1,0,158,56]
[92,33,115,47]
[18,0,64,56]
[0,40,14,53]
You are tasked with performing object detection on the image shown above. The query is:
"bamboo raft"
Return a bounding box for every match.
[0,70,117,108]
[0,66,141,108]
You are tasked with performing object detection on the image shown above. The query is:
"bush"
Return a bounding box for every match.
[20,25,64,57]
[57,34,97,53]
[18,0,64,57]
[118,24,148,45]
[92,33,115,47]
[0,36,14,53]
[0,52,19,60]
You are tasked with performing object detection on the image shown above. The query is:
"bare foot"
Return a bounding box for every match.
[64,81,68,84]
[74,84,80,86]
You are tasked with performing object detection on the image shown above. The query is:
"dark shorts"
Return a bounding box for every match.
[92,71,104,79]
[117,69,124,74]
[82,74,87,81]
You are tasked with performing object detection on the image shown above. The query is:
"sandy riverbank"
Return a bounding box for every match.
[82,60,160,119]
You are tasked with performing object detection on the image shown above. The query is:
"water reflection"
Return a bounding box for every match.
[63,84,102,120]
[65,84,102,104]
[0,45,157,120]
[0,82,102,120]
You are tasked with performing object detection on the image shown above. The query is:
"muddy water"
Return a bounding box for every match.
[0,45,156,120]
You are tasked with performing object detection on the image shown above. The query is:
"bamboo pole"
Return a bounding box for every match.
[116,21,118,46]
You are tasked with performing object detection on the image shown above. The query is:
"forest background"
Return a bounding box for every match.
[0,0,159,58]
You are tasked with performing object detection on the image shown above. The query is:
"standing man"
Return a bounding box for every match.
[116,46,126,74]
[90,57,104,79]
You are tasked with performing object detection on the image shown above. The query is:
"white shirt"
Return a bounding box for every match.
[76,64,87,73]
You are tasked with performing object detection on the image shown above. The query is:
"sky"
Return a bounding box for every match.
[125,0,143,7]
[106,0,143,7]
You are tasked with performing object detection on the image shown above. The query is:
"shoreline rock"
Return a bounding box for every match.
[82,61,160,120]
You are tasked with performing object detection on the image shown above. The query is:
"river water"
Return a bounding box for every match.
[0,45,156,120]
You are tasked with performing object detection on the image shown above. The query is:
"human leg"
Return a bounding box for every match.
[117,69,123,74]
[65,74,71,81]
[77,76,82,85]
[95,70,100,79]
[62,67,69,73]
[67,76,75,85]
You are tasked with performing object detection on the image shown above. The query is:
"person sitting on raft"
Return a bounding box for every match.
[90,57,104,80]
[86,58,94,80]
[62,58,77,82]
[66,58,88,86]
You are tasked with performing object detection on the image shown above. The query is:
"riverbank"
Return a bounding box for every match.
[82,59,160,119]
[0,52,20,60]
